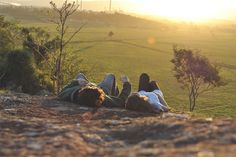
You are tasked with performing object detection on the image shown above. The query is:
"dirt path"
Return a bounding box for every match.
[0,93,235,157]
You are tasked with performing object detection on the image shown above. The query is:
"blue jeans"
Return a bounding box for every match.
[98,73,119,96]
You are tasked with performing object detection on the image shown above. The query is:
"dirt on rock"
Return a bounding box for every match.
[0,92,235,157]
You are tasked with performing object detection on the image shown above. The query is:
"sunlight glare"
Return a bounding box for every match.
[128,0,236,22]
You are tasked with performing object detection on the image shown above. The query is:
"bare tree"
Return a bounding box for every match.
[49,0,84,93]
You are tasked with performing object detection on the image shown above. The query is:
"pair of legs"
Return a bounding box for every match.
[138,73,160,92]
[98,73,119,96]
[76,73,119,96]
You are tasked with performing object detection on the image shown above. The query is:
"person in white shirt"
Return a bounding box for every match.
[125,73,169,113]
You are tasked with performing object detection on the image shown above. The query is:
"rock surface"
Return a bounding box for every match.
[0,92,235,157]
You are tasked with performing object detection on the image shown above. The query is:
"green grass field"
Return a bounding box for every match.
[1,7,236,117]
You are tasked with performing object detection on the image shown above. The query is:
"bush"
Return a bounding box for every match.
[2,49,41,94]
[0,16,20,51]
[0,52,8,88]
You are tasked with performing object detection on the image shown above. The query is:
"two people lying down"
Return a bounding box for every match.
[58,73,169,114]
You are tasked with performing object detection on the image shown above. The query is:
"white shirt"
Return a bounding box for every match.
[138,90,168,112]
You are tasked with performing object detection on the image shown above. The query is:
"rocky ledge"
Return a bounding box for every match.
[0,92,235,157]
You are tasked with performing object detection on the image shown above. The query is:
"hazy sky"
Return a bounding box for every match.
[2,0,236,21]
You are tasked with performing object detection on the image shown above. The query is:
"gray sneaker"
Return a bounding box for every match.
[75,73,89,81]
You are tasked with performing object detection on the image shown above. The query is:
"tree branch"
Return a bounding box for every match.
[63,23,86,47]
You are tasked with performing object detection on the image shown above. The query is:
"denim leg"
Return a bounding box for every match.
[98,73,117,96]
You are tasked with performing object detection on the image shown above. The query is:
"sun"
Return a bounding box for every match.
[128,0,235,22]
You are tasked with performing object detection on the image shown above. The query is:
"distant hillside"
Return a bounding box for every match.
[0,6,166,29]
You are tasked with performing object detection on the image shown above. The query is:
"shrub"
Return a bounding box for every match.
[2,50,41,94]
[0,16,20,51]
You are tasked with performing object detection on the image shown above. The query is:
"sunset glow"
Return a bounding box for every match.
[1,0,236,22]
[128,0,236,22]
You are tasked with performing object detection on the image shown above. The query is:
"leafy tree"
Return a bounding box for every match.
[0,16,20,52]
[20,27,61,93]
[21,27,62,65]
[49,0,84,93]
[171,47,225,111]
[21,27,57,64]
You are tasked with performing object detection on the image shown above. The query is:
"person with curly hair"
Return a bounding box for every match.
[58,73,131,108]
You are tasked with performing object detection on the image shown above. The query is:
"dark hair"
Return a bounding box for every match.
[77,86,105,108]
[125,93,157,113]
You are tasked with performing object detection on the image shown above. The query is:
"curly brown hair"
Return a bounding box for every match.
[125,93,159,113]
[76,86,105,108]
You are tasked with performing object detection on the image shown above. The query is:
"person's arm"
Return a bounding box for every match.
[160,96,168,107]
[58,80,81,102]
[153,89,169,108]
[157,94,169,112]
